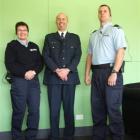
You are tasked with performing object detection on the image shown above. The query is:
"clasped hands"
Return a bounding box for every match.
[55,68,70,81]
[24,70,36,80]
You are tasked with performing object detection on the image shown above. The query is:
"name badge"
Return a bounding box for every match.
[103,34,109,36]
[30,49,37,52]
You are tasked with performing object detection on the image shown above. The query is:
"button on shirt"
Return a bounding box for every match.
[57,30,67,67]
[88,22,127,65]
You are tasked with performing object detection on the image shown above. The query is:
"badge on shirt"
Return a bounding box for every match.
[30,48,37,52]
[51,42,57,48]
[103,33,109,37]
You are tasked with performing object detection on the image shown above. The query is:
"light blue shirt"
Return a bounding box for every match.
[17,39,29,47]
[88,22,127,65]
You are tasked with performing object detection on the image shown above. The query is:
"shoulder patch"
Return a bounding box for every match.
[92,30,97,33]
[113,24,121,29]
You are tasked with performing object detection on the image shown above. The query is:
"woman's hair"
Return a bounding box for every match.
[15,21,29,34]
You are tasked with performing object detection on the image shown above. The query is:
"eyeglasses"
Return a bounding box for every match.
[17,29,28,32]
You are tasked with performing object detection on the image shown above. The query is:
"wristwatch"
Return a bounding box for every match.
[111,69,118,74]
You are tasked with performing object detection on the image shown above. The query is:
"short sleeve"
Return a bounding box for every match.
[113,28,127,50]
[88,37,93,54]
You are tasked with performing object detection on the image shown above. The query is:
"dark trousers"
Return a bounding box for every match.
[47,84,76,140]
[91,68,124,140]
[10,77,40,140]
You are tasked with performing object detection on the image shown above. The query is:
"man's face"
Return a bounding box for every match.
[56,13,68,31]
[98,6,111,23]
[16,26,28,40]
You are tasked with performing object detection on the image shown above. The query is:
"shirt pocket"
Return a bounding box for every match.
[50,41,60,55]
[68,45,75,53]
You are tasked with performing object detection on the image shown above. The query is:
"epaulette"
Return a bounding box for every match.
[92,30,97,33]
[113,24,121,29]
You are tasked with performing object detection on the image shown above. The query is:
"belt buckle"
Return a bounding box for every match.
[109,63,114,67]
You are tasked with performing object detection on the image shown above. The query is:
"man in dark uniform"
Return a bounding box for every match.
[5,21,43,140]
[85,5,127,140]
[43,13,82,140]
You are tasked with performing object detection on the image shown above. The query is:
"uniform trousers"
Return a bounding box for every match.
[11,77,40,140]
[47,84,76,140]
[91,68,124,140]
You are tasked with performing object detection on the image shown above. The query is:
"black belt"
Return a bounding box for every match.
[91,63,113,69]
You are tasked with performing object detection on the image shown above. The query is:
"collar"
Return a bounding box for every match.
[100,22,112,29]
[17,38,29,47]
[100,22,112,32]
[58,30,67,37]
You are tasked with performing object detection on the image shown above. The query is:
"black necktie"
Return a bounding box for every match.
[60,32,64,39]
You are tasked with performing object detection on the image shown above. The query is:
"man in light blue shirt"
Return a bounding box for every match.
[85,4,127,140]
[88,22,127,65]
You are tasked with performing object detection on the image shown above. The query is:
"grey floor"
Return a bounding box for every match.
[37,135,140,140]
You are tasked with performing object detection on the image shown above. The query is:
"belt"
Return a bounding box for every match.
[91,63,114,69]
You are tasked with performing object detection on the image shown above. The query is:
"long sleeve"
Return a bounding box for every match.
[33,47,44,75]
[5,43,27,77]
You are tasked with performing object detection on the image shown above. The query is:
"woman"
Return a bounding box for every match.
[5,21,43,140]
